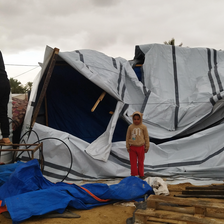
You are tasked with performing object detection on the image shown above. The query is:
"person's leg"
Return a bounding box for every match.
[0,80,10,139]
[129,146,138,176]
[137,145,145,177]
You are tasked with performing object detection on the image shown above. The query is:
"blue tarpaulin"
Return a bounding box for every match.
[0,161,23,186]
[0,159,154,223]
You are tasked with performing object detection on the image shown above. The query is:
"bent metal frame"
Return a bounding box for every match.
[0,142,44,172]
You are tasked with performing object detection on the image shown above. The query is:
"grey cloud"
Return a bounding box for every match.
[91,0,121,7]
[1,0,224,58]
[2,0,224,85]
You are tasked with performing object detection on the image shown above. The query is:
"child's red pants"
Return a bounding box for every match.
[129,145,145,177]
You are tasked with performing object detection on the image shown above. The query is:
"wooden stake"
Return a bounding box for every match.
[31,48,59,128]
[45,94,48,126]
[91,91,106,112]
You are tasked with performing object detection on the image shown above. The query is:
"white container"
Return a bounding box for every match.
[0,93,13,164]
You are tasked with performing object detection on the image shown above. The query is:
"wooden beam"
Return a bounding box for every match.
[45,94,48,126]
[147,195,224,209]
[91,91,106,112]
[182,190,224,195]
[174,194,224,199]
[147,216,189,224]
[147,221,168,224]
[195,207,206,217]
[186,186,224,190]
[31,48,59,128]
[147,195,224,220]
[153,204,194,215]
[0,143,44,171]
[135,209,224,224]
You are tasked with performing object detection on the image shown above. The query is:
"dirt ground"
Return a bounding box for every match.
[0,182,206,224]
[0,204,135,224]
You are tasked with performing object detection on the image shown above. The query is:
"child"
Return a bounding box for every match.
[126,111,150,179]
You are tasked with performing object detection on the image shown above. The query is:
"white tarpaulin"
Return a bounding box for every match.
[21,122,224,183]
[132,44,224,138]
[20,44,224,182]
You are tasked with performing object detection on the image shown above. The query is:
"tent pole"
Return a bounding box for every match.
[45,94,49,126]
[91,91,106,112]
[31,48,59,128]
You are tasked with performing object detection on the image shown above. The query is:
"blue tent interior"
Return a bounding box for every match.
[133,65,142,81]
[34,61,128,143]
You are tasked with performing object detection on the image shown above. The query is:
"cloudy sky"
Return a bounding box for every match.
[1,0,224,84]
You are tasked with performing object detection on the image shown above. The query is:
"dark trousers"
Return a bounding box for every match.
[0,77,10,138]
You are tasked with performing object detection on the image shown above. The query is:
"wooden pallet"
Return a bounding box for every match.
[134,195,224,224]
[175,185,224,199]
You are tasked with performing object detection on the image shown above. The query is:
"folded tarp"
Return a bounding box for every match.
[0,159,154,223]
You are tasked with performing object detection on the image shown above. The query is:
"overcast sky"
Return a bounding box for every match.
[1,0,224,84]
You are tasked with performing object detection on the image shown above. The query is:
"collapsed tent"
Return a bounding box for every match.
[19,44,224,182]
[132,44,224,139]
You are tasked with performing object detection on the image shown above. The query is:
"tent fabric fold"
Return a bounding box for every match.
[133,44,224,138]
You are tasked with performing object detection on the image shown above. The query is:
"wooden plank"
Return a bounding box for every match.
[0,143,40,146]
[149,200,224,220]
[0,148,40,152]
[135,208,224,224]
[148,200,157,209]
[147,221,167,224]
[31,48,59,128]
[44,94,48,126]
[39,142,44,171]
[206,211,224,220]
[147,195,224,210]
[195,207,205,216]
[182,190,224,195]
[0,143,44,171]
[146,216,189,224]
[174,195,224,199]
[186,186,224,190]
[156,204,194,215]
[134,212,147,224]
[147,222,165,224]
[91,91,106,112]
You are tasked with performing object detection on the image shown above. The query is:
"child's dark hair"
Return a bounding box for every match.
[133,114,140,119]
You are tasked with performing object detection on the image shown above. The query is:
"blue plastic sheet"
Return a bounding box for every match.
[0,161,23,186]
[0,159,154,223]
